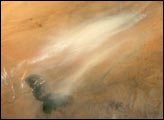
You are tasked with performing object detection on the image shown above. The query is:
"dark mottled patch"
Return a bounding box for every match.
[25,74,72,114]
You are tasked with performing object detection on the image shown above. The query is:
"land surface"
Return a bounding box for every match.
[1,1,163,119]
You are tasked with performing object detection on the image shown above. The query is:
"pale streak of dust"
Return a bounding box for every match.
[1,1,163,119]
[28,12,146,95]
[31,12,146,64]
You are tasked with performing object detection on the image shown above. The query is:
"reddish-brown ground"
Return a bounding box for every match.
[1,1,163,119]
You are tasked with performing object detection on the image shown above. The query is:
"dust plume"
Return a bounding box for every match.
[29,12,146,96]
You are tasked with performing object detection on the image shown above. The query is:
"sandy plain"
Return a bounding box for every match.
[1,1,163,119]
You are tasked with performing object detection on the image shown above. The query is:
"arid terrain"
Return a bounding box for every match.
[1,1,163,119]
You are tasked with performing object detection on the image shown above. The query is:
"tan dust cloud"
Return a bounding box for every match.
[27,12,146,95]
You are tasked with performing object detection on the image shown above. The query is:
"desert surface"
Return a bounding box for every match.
[1,1,163,119]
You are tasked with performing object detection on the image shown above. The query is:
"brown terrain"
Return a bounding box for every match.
[1,1,163,119]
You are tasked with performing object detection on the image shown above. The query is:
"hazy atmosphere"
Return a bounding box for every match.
[1,1,163,119]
